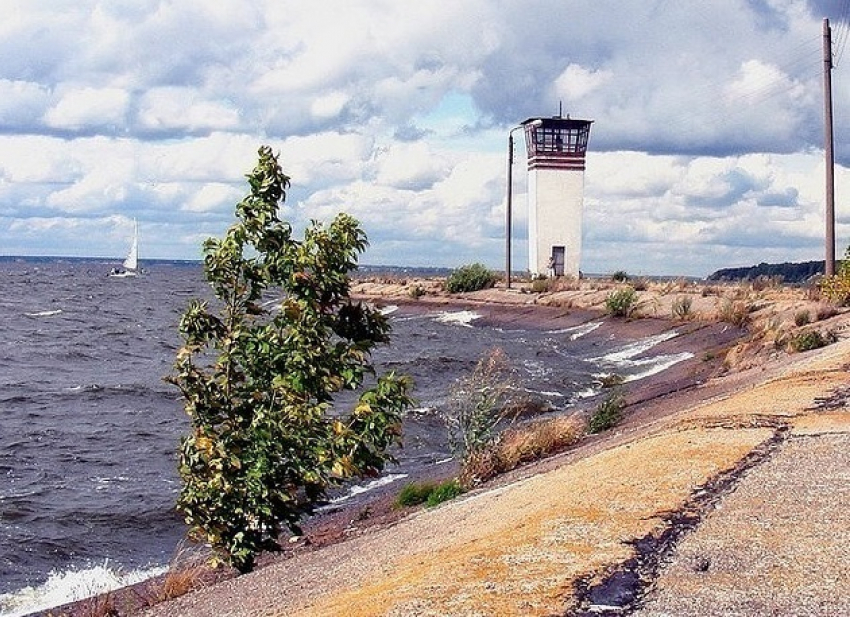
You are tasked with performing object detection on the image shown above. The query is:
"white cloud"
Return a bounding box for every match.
[43,87,130,130]
[182,182,243,213]
[553,64,613,102]
[0,79,50,125]
[310,91,351,121]
[373,141,451,190]
[137,88,241,132]
[1,0,848,273]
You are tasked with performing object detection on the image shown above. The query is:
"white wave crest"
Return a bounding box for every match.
[434,310,481,327]
[622,352,694,382]
[574,386,600,400]
[319,473,409,510]
[549,321,603,340]
[379,305,399,316]
[24,309,62,317]
[0,562,167,617]
[594,331,678,364]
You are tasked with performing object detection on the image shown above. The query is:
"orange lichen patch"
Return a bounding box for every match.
[792,412,850,435]
[681,370,849,425]
[290,427,773,617]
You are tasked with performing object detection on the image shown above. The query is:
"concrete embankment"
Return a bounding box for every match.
[140,297,850,616]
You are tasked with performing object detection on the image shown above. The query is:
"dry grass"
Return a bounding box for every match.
[459,415,583,488]
[144,543,212,606]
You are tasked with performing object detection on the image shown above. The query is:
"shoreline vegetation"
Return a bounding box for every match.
[41,274,850,617]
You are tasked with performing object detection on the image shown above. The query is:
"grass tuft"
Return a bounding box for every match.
[425,480,464,507]
[395,481,437,508]
[588,390,626,434]
[605,286,638,318]
[671,295,693,320]
[717,298,751,327]
[793,310,811,327]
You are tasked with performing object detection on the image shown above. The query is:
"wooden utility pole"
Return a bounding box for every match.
[505,128,517,289]
[824,17,836,276]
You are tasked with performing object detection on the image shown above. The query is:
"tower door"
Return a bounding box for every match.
[552,246,565,277]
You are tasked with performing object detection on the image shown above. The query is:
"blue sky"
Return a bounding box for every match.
[2,0,850,276]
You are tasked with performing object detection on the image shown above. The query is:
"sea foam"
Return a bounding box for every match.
[0,562,167,617]
[434,310,481,327]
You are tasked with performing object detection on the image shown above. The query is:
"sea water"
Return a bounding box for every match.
[0,258,688,616]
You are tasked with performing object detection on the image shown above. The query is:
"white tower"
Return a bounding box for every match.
[523,115,592,278]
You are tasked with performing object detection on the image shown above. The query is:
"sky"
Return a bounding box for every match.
[3,1,850,277]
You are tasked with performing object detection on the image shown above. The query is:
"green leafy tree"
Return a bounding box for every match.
[167,146,413,573]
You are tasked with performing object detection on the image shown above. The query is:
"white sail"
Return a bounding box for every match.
[122,219,138,271]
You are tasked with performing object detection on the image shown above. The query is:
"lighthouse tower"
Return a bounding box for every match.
[523,115,592,278]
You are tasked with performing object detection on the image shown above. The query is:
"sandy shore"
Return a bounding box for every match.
[47,279,850,616]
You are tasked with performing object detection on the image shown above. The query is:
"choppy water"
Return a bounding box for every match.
[0,258,687,616]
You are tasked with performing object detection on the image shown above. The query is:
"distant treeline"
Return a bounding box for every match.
[707,261,825,283]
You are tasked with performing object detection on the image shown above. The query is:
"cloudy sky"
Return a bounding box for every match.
[2,0,850,276]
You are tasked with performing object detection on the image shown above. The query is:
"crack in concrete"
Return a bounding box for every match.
[568,427,789,616]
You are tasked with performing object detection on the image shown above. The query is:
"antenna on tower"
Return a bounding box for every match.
[558,100,563,118]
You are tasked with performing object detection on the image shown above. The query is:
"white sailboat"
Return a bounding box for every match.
[109,219,139,277]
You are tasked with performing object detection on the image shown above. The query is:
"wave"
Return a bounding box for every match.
[379,305,399,316]
[548,321,603,340]
[434,310,481,327]
[621,352,695,382]
[318,473,409,511]
[592,331,679,363]
[0,562,167,617]
[24,310,62,318]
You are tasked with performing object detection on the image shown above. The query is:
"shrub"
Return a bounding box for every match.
[671,295,693,320]
[605,286,638,318]
[598,374,625,388]
[425,479,464,507]
[395,481,437,508]
[819,245,850,305]
[751,275,782,292]
[550,276,581,292]
[794,310,811,327]
[439,348,522,461]
[446,263,497,293]
[816,304,839,321]
[718,298,751,327]
[167,147,413,573]
[530,277,550,293]
[788,330,835,353]
[408,283,425,299]
[459,415,582,488]
[632,277,649,292]
[588,390,626,434]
